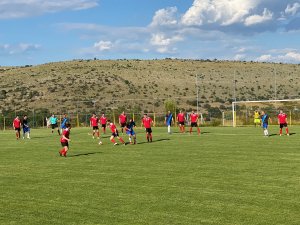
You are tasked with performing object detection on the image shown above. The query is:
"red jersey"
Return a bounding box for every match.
[177,113,185,122]
[90,117,99,126]
[142,117,153,128]
[278,113,287,124]
[13,118,21,128]
[190,113,199,123]
[60,128,70,143]
[109,123,117,133]
[100,116,107,125]
[119,114,127,123]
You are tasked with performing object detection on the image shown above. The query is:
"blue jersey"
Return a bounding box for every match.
[166,113,173,126]
[61,117,68,129]
[261,114,269,125]
[126,121,136,135]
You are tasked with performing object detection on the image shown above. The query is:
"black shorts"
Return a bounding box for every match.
[93,126,99,130]
[145,128,152,133]
[101,124,106,128]
[61,142,69,147]
[191,122,198,127]
[120,123,126,128]
[179,121,184,126]
[51,123,58,129]
[280,123,288,128]
[112,131,119,137]
[15,127,21,132]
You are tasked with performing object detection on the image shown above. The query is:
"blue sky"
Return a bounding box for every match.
[1,0,300,66]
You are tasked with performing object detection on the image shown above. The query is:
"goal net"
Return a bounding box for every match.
[232,99,300,127]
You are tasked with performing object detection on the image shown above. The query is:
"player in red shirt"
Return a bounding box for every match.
[142,114,153,142]
[13,116,22,140]
[177,110,186,133]
[278,110,289,136]
[189,110,200,135]
[90,113,100,139]
[107,120,125,145]
[100,113,107,134]
[59,123,71,157]
[119,111,127,134]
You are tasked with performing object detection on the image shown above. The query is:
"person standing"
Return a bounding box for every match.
[13,115,22,140]
[177,110,186,133]
[100,113,107,134]
[165,111,174,134]
[59,123,71,157]
[50,114,60,135]
[261,111,272,137]
[107,120,125,145]
[254,110,260,127]
[142,113,153,142]
[189,110,200,135]
[90,113,100,139]
[22,115,30,139]
[277,110,289,136]
[119,111,127,134]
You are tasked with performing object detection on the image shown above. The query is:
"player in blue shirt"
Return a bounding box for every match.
[60,114,69,133]
[165,111,174,134]
[261,111,272,137]
[125,118,136,144]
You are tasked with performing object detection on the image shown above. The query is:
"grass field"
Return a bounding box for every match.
[0,126,299,225]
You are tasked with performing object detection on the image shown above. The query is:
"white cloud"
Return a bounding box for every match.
[150,7,178,27]
[0,43,41,55]
[285,2,300,15]
[181,0,258,26]
[279,51,300,61]
[234,54,246,61]
[256,51,300,63]
[256,54,273,62]
[93,41,113,51]
[0,0,99,19]
[244,8,273,26]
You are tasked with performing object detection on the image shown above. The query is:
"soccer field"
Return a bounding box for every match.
[0,126,299,225]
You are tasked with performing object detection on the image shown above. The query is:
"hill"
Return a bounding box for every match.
[0,59,299,116]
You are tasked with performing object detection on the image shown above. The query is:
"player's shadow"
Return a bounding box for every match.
[68,151,102,157]
[137,138,170,144]
[289,132,296,136]
[269,134,278,136]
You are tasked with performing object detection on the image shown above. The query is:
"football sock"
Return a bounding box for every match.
[111,139,116,144]
[286,128,289,134]
[119,138,125,144]
[150,134,153,141]
[146,134,149,142]
[168,126,171,133]
[280,128,282,135]
[197,128,200,135]
[189,128,192,133]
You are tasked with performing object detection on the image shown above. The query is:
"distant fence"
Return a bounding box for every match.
[0,111,233,130]
[2,107,300,130]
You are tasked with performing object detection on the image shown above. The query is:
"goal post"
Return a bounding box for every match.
[232,99,300,127]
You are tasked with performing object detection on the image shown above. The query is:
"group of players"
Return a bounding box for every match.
[12,109,290,156]
[55,110,201,157]
[253,109,290,137]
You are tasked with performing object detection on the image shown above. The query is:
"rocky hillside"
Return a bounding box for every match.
[0,59,299,115]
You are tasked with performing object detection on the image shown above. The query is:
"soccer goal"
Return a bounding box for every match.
[232,99,300,127]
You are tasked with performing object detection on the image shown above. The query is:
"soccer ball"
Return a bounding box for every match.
[99,141,103,145]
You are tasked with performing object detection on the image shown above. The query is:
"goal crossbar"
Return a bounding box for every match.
[232,99,300,127]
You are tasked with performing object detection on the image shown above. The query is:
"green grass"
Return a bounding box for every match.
[0,126,299,225]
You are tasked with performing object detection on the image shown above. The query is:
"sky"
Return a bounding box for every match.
[1,0,300,66]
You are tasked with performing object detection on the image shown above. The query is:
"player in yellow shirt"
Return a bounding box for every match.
[254,110,260,127]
